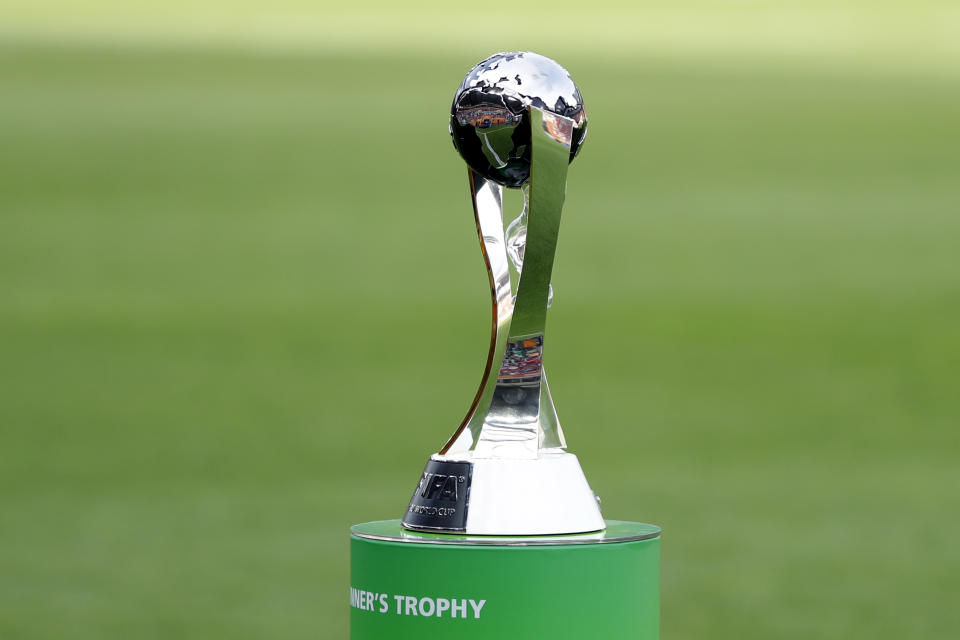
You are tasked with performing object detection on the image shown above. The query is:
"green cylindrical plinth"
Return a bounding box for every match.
[350,520,660,639]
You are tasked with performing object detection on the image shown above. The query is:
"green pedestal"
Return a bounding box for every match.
[350,520,660,639]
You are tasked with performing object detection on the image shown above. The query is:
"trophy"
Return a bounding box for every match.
[350,53,660,640]
[401,51,605,536]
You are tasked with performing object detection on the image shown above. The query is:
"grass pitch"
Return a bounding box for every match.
[1,7,959,638]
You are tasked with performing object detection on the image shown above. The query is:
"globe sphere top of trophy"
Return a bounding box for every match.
[402,52,606,537]
[449,51,588,187]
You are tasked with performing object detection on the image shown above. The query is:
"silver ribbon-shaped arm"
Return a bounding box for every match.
[441,107,574,459]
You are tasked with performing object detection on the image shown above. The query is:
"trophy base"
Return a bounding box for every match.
[350,519,660,639]
[402,451,606,535]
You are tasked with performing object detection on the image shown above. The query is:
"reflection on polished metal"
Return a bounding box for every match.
[402,52,604,536]
[443,108,569,460]
[449,51,587,188]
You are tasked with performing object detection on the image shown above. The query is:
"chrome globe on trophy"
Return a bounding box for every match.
[350,53,661,639]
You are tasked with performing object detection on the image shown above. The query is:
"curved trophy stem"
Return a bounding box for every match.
[440,171,513,455]
[441,107,574,459]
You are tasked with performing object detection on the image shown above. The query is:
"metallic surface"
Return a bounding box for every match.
[440,107,574,459]
[450,51,587,188]
[439,173,514,455]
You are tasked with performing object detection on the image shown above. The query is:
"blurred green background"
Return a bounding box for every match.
[1,1,958,638]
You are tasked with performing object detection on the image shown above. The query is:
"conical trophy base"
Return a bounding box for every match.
[402,451,605,536]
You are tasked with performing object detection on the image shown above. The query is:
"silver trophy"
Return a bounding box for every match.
[403,52,604,535]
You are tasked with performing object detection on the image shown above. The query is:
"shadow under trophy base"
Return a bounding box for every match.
[350,52,661,639]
